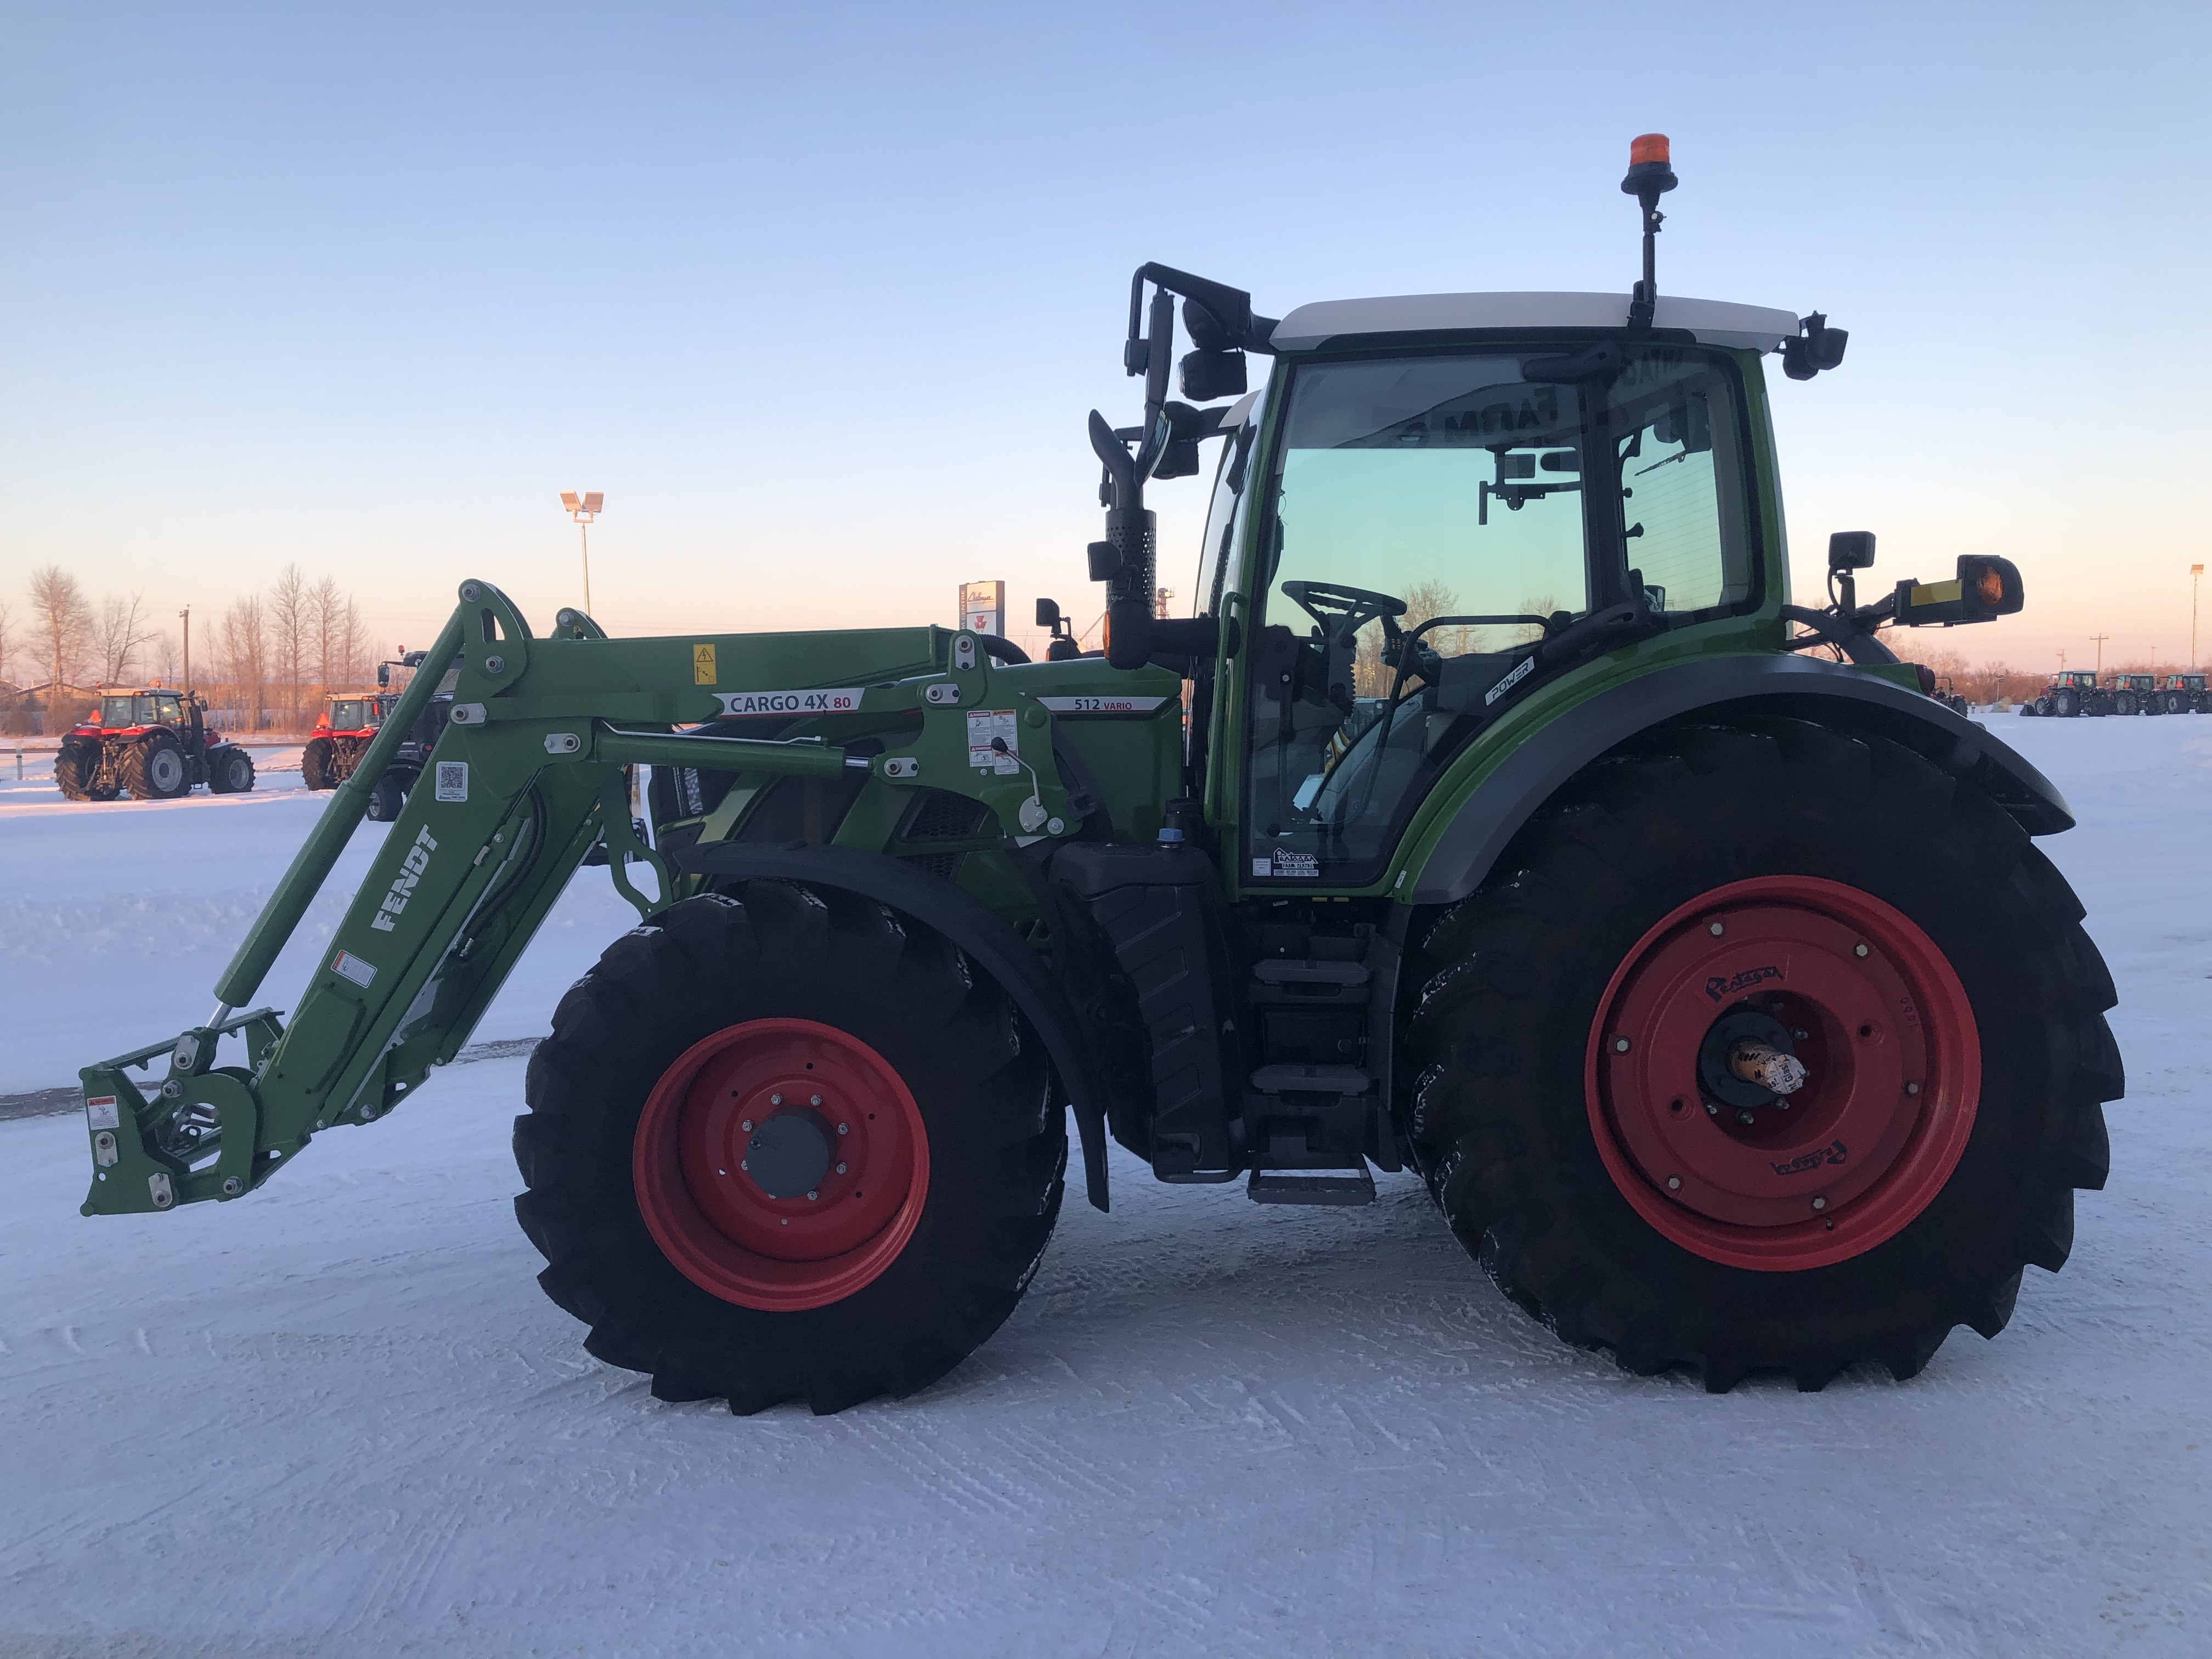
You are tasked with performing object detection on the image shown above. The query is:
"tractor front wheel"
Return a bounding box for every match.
[206,746,255,794]
[1404,720,2120,1391]
[364,774,403,820]
[514,884,1065,1413]
[302,736,335,790]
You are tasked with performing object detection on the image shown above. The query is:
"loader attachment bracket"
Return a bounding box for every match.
[598,770,673,921]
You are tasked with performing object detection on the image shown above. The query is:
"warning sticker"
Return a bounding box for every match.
[714,688,865,717]
[435,761,469,802]
[331,950,377,989]
[967,708,1020,773]
[85,1096,120,1131]
[692,643,718,685]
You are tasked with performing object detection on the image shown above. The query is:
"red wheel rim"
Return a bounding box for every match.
[633,1017,929,1311]
[1585,876,1979,1271]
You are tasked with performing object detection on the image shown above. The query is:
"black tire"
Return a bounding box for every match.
[2165,692,2186,715]
[302,736,335,791]
[206,746,255,794]
[514,884,1066,1414]
[1402,719,2119,1391]
[2114,692,2136,717]
[2053,690,2078,717]
[121,736,190,799]
[54,746,98,800]
[364,774,403,820]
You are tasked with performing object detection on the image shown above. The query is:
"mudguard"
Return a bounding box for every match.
[670,840,1113,1212]
[1405,653,2073,907]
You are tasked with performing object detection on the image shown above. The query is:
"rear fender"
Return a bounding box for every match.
[672,841,1112,1212]
[1404,653,2073,907]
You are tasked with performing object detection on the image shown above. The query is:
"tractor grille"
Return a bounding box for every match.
[900,789,994,843]
[899,851,967,883]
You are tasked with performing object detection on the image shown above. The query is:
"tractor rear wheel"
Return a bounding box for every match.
[55,747,100,800]
[121,736,190,799]
[302,736,335,790]
[514,884,1065,1413]
[1404,719,2119,1391]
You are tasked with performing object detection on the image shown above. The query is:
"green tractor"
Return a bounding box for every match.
[77,138,2118,1411]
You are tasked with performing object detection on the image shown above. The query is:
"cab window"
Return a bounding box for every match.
[1243,345,1755,886]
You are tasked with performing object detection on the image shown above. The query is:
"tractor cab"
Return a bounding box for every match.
[2052,670,2099,690]
[89,689,188,733]
[315,695,388,737]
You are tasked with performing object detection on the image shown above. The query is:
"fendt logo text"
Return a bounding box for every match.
[369,826,439,933]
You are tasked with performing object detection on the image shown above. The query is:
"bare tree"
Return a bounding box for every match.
[268,563,311,730]
[309,574,344,693]
[338,598,369,687]
[28,566,93,721]
[151,630,182,684]
[0,597,12,685]
[96,591,159,684]
[218,595,268,732]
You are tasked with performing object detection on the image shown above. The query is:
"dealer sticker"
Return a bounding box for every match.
[966,709,1020,773]
[331,950,377,989]
[714,687,865,717]
[435,761,469,802]
[1269,849,1319,879]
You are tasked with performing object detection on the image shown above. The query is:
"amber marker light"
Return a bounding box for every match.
[1976,568,2006,607]
[1630,133,1671,166]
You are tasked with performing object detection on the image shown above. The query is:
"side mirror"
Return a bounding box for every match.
[1178,348,1247,403]
[377,663,391,686]
[1827,531,1877,573]
[1035,597,1061,629]
[1784,313,1849,381]
[1894,555,2025,627]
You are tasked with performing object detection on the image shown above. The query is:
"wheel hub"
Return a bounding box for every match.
[1586,875,1979,1271]
[633,1017,929,1311]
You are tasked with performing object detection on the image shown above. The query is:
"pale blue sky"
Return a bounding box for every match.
[4,2,2206,670]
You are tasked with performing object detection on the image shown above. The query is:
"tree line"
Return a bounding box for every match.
[0,564,377,735]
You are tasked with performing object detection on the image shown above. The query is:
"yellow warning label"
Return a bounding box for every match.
[692,643,717,685]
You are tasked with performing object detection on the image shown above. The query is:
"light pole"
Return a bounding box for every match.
[2090,634,2109,674]
[179,607,191,695]
[2193,564,2204,667]
[560,492,605,615]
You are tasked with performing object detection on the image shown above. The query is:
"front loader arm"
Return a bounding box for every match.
[78,577,1121,1220]
[78,580,902,1217]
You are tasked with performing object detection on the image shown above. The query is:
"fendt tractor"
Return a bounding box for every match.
[56,686,257,800]
[79,139,2119,1412]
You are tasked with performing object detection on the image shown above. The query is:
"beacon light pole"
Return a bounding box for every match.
[560,492,605,616]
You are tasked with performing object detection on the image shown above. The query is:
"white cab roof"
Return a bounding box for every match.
[1269,292,1801,353]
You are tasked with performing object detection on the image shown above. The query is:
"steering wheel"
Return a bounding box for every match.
[1279,580,1408,648]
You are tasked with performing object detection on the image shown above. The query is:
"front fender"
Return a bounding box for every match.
[1404,653,2072,907]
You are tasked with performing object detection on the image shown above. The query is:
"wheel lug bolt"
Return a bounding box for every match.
[1737,1109,1756,1126]
[1905,1081,1921,1096]
[740,1159,748,1170]
[806,1190,819,1201]
[1811,1196,1828,1211]
[836,1162,848,1175]
[741,1119,753,1131]
[1792,1028,1808,1040]
[1666,1176,1681,1190]
[771,1093,783,1105]
[1853,943,1869,958]
[1708,920,1725,936]
[1705,1102,1719,1116]
[810,1094,822,1107]
[1613,1036,1631,1053]
[837,1122,849,1135]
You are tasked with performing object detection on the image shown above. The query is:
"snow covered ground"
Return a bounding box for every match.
[2,716,2207,1657]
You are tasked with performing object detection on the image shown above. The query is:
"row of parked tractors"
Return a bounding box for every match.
[53,653,441,809]
[2018,670,2211,718]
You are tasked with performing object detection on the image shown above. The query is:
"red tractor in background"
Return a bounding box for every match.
[2154,672,2209,714]
[301,693,394,794]
[55,687,257,800]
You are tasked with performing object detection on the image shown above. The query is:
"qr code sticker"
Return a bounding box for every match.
[435,761,469,802]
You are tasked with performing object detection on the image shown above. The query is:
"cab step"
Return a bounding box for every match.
[1247,1164,1377,1206]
